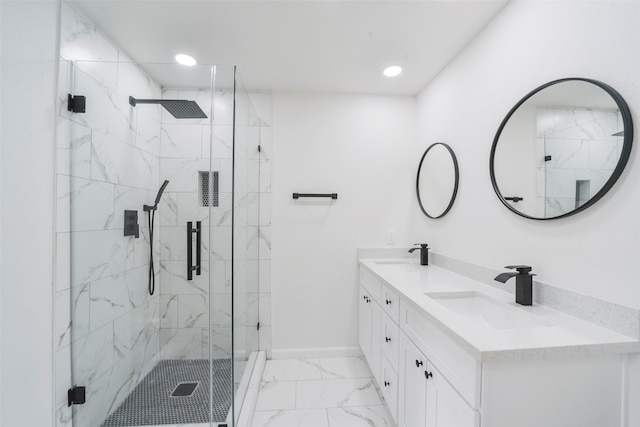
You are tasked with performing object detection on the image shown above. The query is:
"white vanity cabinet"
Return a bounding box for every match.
[398,333,479,427]
[358,262,633,427]
[359,284,381,382]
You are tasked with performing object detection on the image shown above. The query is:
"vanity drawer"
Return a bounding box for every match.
[401,301,481,409]
[380,311,400,369]
[360,266,382,303]
[381,283,400,324]
[380,354,399,422]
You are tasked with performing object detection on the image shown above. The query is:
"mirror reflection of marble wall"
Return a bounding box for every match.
[491,78,632,220]
[535,107,623,217]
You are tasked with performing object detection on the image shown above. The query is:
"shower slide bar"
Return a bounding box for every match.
[292,193,338,200]
[187,221,201,280]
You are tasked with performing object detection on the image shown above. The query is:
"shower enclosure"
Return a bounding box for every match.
[57,55,262,427]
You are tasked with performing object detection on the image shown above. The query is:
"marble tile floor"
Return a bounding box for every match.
[251,357,396,427]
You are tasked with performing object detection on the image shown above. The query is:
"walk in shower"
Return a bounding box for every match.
[55,13,263,424]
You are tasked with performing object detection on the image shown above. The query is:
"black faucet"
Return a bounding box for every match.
[408,244,429,265]
[494,265,536,306]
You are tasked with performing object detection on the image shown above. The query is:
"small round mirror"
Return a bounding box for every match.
[416,142,459,219]
[490,78,633,220]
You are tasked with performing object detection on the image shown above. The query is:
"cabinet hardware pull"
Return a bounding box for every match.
[415,360,423,367]
[386,299,391,305]
[425,371,433,380]
[385,337,391,342]
[384,381,390,387]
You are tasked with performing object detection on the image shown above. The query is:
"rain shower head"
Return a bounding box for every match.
[129,96,207,119]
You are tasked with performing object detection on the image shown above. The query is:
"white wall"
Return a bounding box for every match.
[0,1,60,426]
[271,93,417,356]
[413,0,640,309]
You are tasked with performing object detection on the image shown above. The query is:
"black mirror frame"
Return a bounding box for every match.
[416,142,460,219]
[489,77,634,220]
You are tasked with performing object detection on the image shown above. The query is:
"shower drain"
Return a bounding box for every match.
[171,382,199,397]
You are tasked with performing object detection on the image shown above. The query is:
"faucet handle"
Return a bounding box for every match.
[413,243,429,248]
[504,265,535,276]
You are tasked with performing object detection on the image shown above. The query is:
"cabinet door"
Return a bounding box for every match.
[426,362,479,427]
[359,285,373,362]
[380,355,399,422]
[398,333,428,427]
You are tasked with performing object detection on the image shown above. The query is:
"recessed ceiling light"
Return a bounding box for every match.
[383,65,402,77]
[175,54,197,67]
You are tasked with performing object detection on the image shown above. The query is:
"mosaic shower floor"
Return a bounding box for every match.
[101,359,232,427]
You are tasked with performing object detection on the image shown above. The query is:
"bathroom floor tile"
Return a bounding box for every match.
[327,405,394,427]
[255,380,296,411]
[262,358,322,382]
[251,409,329,427]
[296,378,381,409]
[319,356,373,379]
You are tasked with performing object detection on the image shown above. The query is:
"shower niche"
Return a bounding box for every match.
[55,4,263,426]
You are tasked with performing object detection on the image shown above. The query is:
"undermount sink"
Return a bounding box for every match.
[425,291,552,330]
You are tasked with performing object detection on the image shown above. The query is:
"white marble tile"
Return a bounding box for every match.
[160,328,203,359]
[211,90,234,126]
[57,117,92,178]
[54,289,72,350]
[135,107,162,156]
[259,293,272,327]
[69,282,90,342]
[159,260,210,295]
[588,139,619,169]
[159,294,178,328]
[72,322,114,385]
[71,229,134,285]
[251,409,328,427]
[159,192,179,227]
[248,92,272,127]
[113,303,154,362]
[211,293,233,327]
[544,138,588,169]
[113,185,154,229]
[327,405,394,427]
[160,157,212,193]
[56,232,71,292]
[89,267,147,331]
[259,193,271,226]
[72,69,135,144]
[117,60,160,101]
[58,175,115,233]
[318,357,373,380]
[255,381,297,411]
[247,226,271,260]
[91,131,159,188]
[160,225,189,262]
[60,3,119,60]
[544,167,576,198]
[262,359,323,382]
[205,327,233,359]
[55,345,72,407]
[260,157,271,193]
[259,259,271,294]
[178,294,209,328]
[211,226,233,260]
[296,378,381,409]
[161,123,203,158]
[211,124,234,159]
[56,404,72,427]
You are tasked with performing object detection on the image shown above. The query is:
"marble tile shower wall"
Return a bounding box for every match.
[55,3,163,426]
[157,88,272,360]
[535,107,623,217]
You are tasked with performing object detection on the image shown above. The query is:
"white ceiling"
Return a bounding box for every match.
[69,0,509,95]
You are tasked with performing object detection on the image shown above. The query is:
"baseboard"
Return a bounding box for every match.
[270,346,362,360]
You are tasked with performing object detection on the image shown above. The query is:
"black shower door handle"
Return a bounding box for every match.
[187,221,202,280]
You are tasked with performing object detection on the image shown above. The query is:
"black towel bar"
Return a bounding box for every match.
[292,193,338,200]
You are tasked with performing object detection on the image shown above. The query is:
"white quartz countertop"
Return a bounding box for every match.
[359,258,640,361]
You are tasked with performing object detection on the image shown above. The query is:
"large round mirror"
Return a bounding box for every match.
[416,142,459,219]
[490,78,633,220]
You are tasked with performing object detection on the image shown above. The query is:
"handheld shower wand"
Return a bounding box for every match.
[145,180,169,295]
